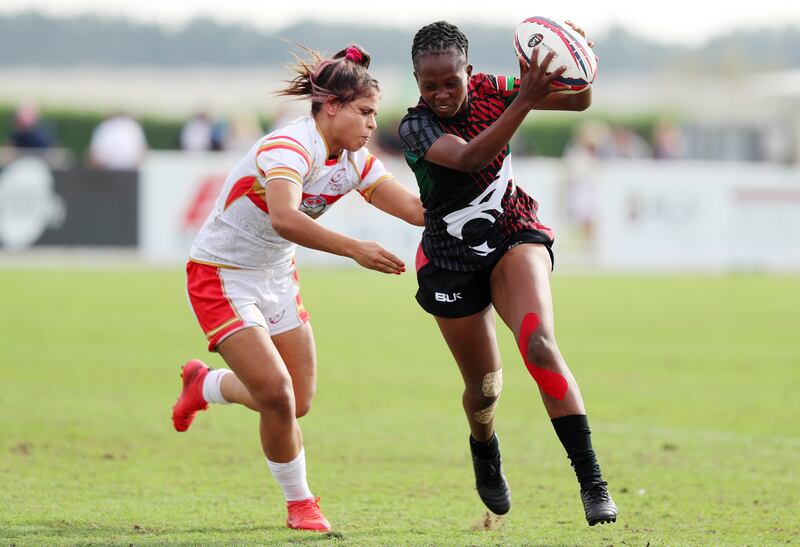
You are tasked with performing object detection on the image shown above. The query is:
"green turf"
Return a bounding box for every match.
[1,267,798,545]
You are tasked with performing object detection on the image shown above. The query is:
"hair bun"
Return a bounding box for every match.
[345,46,363,64]
[334,44,370,68]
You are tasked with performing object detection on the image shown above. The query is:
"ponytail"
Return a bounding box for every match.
[276,44,378,114]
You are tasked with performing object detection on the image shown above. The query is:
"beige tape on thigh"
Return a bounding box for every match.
[474,370,503,424]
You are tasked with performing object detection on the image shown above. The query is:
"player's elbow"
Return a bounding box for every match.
[406,199,426,226]
[269,211,295,239]
[458,153,492,173]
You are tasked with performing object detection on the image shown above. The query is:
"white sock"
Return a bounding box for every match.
[202,369,232,404]
[267,448,313,502]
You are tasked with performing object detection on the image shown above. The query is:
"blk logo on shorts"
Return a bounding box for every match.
[435,292,462,303]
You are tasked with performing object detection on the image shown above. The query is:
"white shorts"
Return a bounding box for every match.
[186,260,310,351]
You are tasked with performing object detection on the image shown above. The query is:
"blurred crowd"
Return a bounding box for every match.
[2,102,269,170]
[3,101,794,170]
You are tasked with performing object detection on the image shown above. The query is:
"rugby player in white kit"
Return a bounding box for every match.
[171,44,423,533]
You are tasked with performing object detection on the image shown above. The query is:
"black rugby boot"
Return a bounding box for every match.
[470,434,511,515]
[581,481,618,526]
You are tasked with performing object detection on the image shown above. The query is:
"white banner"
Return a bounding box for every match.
[595,161,800,270]
[138,152,563,267]
[139,152,800,271]
[139,152,241,262]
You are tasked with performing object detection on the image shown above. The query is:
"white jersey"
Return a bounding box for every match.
[190,116,393,269]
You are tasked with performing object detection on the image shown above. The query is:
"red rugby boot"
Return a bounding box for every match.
[286,496,332,532]
[171,359,209,432]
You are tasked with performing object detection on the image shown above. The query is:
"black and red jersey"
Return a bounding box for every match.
[399,73,553,272]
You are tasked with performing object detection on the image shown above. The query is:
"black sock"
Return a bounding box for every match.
[469,432,499,458]
[551,414,604,490]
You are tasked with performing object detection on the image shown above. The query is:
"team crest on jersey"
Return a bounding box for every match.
[329,168,346,192]
[300,195,328,218]
[331,168,346,183]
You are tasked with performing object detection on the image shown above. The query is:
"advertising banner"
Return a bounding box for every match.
[0,156,137,251]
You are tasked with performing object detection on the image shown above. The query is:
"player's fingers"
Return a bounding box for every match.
[529,46,541,68]
[381,250,406,270]
[545,64,567,82]
[376,259,404,275]
[517,54,530,76]
[538,49,557,72]
[588,40,595,48]
[565,20,586,38]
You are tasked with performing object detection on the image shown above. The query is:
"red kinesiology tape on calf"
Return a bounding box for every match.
[518,313,568,400]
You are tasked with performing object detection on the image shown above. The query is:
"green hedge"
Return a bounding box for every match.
[2,104,678,158]
[1,105,185,151]
[513,112,680,157]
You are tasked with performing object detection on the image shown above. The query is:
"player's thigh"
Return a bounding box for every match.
[217,326,294,410]
[186,261,268,352]
[258,261,316,410]
[435,305,502,385]
[489,243,556,343]
[271,322,317,412]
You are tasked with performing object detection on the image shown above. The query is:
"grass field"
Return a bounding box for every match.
[1,266,798,545]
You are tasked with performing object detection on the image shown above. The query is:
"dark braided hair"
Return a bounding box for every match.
[411,21,469,70]
[277,44,379,114]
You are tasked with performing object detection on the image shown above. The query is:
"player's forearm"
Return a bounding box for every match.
[534,87,592,111]
[271,210,360,259]
[457,100,530,171]
[371,190,425,226]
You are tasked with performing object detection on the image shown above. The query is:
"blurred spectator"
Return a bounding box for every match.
[9,102,54,149]
[268,106,302,133]
[565,121,615,160]
[653,121,686,160]
[563,121,613,245]
[760,123,792,164]
[610,126,652,159]
[225,113,264,151]
[88,113,147,170]
[180,112,214,151]
[210,118,228,151]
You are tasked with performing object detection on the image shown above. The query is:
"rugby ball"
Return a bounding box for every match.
[514,17,597,93]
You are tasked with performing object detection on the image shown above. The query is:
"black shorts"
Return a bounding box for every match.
[415,231,554,318]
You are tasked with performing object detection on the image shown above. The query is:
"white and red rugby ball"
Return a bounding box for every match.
[514,16,597,93]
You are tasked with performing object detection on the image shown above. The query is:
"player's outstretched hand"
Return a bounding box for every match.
[564,20,594,48]
[516,46,567,109]
[350,240,406,275]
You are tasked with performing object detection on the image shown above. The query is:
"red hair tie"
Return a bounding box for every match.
[345,47,363,63]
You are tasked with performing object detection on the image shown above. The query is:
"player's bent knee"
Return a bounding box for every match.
[251,379,296,416]
[525,332,560,369]
[295,398,313,418]
[481,369,503,398]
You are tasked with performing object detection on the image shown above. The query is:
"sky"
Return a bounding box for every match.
[2,0,799,46]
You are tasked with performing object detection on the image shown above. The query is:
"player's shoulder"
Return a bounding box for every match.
[470,72,502,95]
[261,116,316,153]
[401,101,435,122]
[400,102,437,133]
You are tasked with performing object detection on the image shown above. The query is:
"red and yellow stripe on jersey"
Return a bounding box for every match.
[350,153,393,202]
[223,175,268,213]
[256,135,312,183]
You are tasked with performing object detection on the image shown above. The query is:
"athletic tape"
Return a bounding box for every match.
[518,313,568,400]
